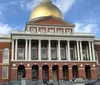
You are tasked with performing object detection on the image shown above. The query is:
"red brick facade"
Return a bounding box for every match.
[9,62,98,81]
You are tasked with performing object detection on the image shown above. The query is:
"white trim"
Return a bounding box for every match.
[10,60,97,63]
[94,42,100,45]
[2,48,9,64]
[0,63,10,65]
[79,68,85,69]
[91,68,97,69]
[69,68,72,70]
[11,68,17,69]
[39,68,42,69]
[49,68,52,69]
[59,68,62,69]
[0,39,11,42]
[12,35,94,42]
[25,68,31,69]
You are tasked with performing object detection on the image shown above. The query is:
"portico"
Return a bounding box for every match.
[11,38,96,62]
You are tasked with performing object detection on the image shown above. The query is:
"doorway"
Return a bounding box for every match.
[52,65,59,81]
[18,65,26,80]
[85,65,91,79]
[32,65,39,81]
[72,65,79,78]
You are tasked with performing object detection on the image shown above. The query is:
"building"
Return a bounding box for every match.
[0,0,100,84]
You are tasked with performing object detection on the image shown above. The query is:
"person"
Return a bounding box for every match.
[43,78,47,85]
[72,76,76,82]
[49,76,53,85]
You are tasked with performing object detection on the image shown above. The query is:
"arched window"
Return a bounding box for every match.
[3,48,9,63]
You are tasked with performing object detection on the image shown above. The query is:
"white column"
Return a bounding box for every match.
[15,39,18,60]
[80,41,83,61]
[11,39,14,60]
[77,41,80,61]
[89,41,92,61]
[48,40,51,60]
[25,39,28,60]
[92,41,95,61]
[66,43,68,60]
[38,40,41,60]
[58,40,61,60]
[74,45,77,60]
[86,45,89,60]
[67,40,70,61]
[29,40,31,60]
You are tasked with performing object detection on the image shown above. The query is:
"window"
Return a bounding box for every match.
[31,47,37,60]
[66,30,71,34]
[63,67,68,78]
[51,47,57,60]
[49,29,55,33]
[18,48,25,60]
[3,48,9,63]
[2,66,8,79]
[58,29,63,33]
[41,47,47,60]
[61,48,66,60]
[70,48,74,60]
[83,49,87,60]
[31,28,37,32]
[40,28,45,33]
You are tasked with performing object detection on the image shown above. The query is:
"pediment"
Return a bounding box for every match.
[27,16,75,27]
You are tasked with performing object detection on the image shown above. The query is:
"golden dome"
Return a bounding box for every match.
[29,0,63,20]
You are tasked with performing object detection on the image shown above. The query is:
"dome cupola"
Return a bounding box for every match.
[29,0,63,20]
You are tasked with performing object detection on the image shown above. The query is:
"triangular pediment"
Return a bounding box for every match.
[27,16,75,27]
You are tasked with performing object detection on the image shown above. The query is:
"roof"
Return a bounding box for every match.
[27,16,75,27]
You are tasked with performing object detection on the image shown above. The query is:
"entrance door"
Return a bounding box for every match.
[85,65,91,79]
[52,65,58,81]
[72,65,79,78]
[42,65,49,80]
[18,65,26,80]
[53,70,58,81]
[32,65,38,81]
[62,65,69,80]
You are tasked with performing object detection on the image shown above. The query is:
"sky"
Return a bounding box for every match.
[0,0,100,38]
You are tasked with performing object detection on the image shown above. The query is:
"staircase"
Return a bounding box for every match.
[10,80,74,85]
[59,81,74,85]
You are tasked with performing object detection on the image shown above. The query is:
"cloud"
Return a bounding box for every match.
[0,7,4,20]
[20,0,76,15]
[20,0,40,11]
[74,21,100,36]
[0,23,13,34]
[0,23,24,34]
[9,1,18,5]
[53,0,76,15]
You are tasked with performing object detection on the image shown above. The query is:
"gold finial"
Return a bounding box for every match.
[40,0,51,3]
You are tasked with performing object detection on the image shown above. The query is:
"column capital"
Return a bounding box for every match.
[48,39,51,41]
[88,40,93,43]
[11,39,15,42]
[67,40,70,42]
[91,41,94,43]
[58,40,61,42]
[29,39,32,41]
[25,39,28,40]
[15,39,18,41]
[76,40,79,42]
[80,41,82,42]
[38,39,41,41]
[76,40,82,42]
